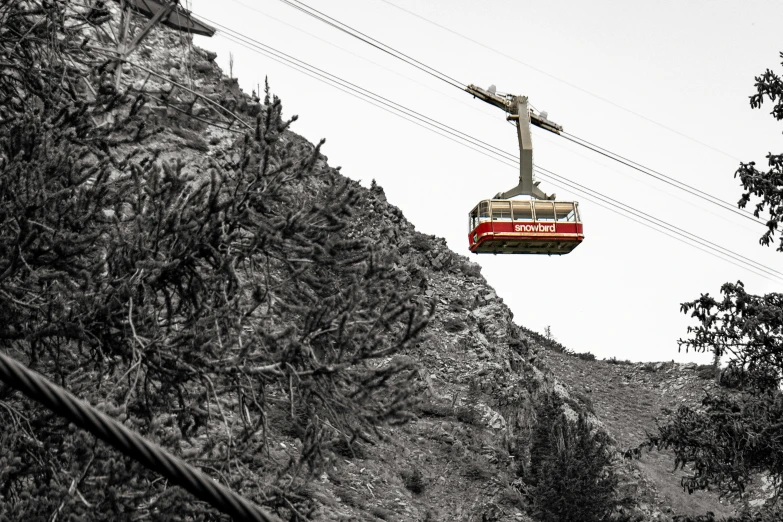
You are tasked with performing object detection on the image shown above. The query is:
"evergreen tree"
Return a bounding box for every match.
[0,2,432,519]
[527,393,621,522]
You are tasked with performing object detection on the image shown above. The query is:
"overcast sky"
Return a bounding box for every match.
[185,0,783,364]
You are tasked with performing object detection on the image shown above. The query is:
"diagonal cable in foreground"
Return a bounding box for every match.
[0,350,281,522]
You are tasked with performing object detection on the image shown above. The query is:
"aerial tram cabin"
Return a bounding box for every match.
[468,199,583,255]
[464,84,584,255]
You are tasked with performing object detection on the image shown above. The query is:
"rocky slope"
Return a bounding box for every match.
[126,25,747,520]
[540,351,738,520]
[2,4,751,521]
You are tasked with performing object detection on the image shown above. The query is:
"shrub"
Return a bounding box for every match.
[443,316,466,333]
[462,456,494,481]
[696,364,717,380]
[401,467,426,494]
[0,4,433,519]
[456,381,482,425]
[417,400,454,418]
[573,351,597,362]
[410,232,433,252]
[571,392,595,414]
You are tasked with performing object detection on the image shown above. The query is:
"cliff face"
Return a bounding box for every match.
[0,4,745,522]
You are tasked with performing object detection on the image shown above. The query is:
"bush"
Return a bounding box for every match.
[696,364,717,380]
[571,392,595,414]
[410,232,433,252]
[442,316,466,333]
[606,357,633,366]
[401,467,426,494]
[456,381,482,425]
[573,351,597,362]
[0,4,433,519]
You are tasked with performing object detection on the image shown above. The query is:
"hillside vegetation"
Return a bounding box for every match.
[0,2,767,522]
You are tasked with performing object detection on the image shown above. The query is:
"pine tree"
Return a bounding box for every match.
[527,393,621,522]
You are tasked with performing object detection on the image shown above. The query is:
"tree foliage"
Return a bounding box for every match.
[736,52,783,251]
[526,393,624,522]
[650,282,783,502]
[0,2,431,520]
[644,51,783,522]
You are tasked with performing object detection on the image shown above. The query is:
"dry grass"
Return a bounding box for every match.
[636,451,736,519]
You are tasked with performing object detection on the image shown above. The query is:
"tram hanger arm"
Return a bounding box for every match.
[465,84,563,135]
[466,84,560,200]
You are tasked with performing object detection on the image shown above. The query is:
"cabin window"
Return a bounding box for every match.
[491,201,512,221]
[512,201,533,221]
[555,202,576,222]
[533,201,556,221]
[469,207,479,231]
[479,201,490,220]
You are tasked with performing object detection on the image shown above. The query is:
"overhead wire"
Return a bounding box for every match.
[222,0,498,121]
[531,171,783,284]
[273,0,767,231]
[527,126,765,235]
[226,0,752,232]
[208,28,505,162]
[560,131,766,225]
[275,0,465,90]
[195,15,783,284]
[373,0,742,162]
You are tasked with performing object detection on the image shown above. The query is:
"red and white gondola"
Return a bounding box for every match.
[468,199,583,255]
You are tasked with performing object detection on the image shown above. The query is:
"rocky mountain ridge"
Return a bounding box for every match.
[1,3,752,521]
[132,25,741,519]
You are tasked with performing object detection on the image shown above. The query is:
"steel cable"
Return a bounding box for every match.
[203,19,783,284]
[0,350,281,522]
[276,0,466,90]
[373,0,743,162]
[272,0,761,227]
[560,131,766,226]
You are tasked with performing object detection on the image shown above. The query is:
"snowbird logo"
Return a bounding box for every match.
[514,223,556,232]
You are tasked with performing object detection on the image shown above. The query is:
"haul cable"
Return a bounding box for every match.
[196,14,783,284]
[0,350,281,522]
[272,0,764,227]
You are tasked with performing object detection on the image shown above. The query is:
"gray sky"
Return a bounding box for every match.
[187,0,783,363]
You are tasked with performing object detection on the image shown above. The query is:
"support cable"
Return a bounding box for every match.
[276,0,466,90]
[534,171,783,284]
[373,0,742,162]
[560,131,766,226]
[196,13,783,283]
[0,350,281,522]
[271,0,761,226]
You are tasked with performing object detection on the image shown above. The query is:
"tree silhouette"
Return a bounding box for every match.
[736,52,783,251]
[527,393,623,522]
[649,52,783,521]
